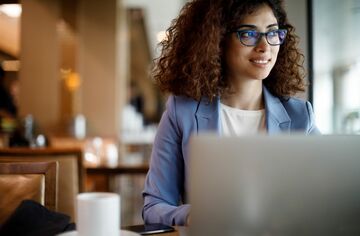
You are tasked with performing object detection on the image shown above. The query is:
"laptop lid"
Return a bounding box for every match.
[189,134,360,236]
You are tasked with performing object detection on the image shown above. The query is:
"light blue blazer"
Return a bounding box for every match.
[142,86,320,226]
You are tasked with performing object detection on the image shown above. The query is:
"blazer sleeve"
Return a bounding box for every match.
[305,101,321,134]
[142,96,190,226]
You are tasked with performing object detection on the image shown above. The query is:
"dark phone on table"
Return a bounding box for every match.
[123,223,175,235]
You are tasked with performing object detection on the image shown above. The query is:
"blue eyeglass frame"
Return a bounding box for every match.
[232,29,288,47]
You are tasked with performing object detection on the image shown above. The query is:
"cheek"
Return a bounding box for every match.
[224,37,251,65]
[226,47,250,65]
[271,47,280,62]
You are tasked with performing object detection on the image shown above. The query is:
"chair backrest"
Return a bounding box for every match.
[0,147,84,221]
[0,161,58,224]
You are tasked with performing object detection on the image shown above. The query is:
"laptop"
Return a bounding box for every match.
[188,134,360,236]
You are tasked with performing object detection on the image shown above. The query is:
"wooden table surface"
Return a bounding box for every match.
[86,164,149,175]
[155,226,188,236]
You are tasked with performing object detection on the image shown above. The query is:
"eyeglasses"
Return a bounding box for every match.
[232,29,287,46]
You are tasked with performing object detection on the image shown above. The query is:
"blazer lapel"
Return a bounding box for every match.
[194,87,291,135]
[195,97,220,134]
[263,86,291,134]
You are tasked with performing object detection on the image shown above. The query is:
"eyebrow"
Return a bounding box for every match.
[237,23,279,29]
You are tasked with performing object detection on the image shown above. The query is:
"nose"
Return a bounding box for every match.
[254,35,270,53]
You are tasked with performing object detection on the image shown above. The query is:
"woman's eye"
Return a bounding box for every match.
[267,30,279,37]
[242,31,257,38]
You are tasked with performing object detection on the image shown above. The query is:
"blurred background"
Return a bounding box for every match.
[0,0,359,226]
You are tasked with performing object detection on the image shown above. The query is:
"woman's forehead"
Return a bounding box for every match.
[233,4,278,26]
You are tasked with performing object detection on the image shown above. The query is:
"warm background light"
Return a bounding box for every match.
[156,30,167,43]
[66,72,81,92]
[0,4,22,18]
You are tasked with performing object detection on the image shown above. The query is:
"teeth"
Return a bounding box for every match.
[252,60,268,64]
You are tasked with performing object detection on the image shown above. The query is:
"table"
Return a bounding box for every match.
[86,164,149,191]
[151,226,188,236]
[86,164,149,175]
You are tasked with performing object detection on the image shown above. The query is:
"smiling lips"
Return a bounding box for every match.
[250,58,271,66]
[250,59,271,65]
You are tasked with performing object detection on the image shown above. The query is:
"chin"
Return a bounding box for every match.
[251,72,270,81]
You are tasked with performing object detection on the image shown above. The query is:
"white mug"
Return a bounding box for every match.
[77,192,120,236]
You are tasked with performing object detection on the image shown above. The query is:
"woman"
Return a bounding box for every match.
[143,0,320,226]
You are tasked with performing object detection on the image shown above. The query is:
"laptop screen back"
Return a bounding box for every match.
[189,134,360,236]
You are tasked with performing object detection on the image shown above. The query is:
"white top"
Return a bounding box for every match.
[220,103,266,136]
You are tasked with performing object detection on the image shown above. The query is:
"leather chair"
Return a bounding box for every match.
[0,161,58,224]
[0,148,84,221]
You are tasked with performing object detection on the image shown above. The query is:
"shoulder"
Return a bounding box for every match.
[160,95,202,140]
[264,86,314,120]
[280,96,313,117]
[166,95,200,115]
[264,86,319,133]
[280,96,318,133]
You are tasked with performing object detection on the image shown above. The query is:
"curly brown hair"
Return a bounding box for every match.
[153,0,305,101]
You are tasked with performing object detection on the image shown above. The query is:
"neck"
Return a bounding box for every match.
[221,80,264,110]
